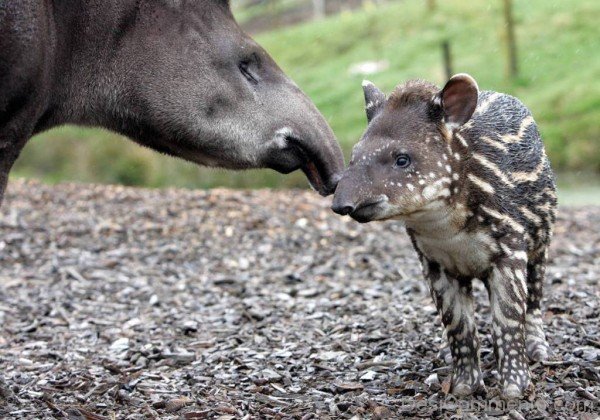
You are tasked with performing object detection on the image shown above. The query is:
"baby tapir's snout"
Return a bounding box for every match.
[332,169,389,222]
[331,171,362,215]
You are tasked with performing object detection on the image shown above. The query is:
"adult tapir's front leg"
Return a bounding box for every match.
[0,142,26,207]
[486,256,530,399]
[0,104,35,206]
[422,258,485,396]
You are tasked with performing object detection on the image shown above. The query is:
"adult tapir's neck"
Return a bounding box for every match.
[34,0,141,133]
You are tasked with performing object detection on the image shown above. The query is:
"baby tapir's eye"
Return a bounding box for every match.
[395,154,411,168]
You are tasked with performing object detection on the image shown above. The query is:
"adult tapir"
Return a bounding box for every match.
[0,0,344,205]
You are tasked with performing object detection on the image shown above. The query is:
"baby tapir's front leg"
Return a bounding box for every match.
[486,256,530,398]
[422,259,485,396]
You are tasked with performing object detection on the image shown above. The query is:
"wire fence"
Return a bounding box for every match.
[233,0,393,32]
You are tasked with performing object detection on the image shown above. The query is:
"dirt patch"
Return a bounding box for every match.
[1,180,598,419]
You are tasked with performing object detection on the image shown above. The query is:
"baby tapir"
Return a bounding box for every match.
[332,74,557,399]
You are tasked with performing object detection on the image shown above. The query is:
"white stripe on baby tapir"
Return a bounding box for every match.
[514,269,527,296]
[499,115,535,144]
[512,156,546,182]
[455,132,469,148]
[536,201,553,213]
[520,206,542,225]
[505,267,527,301]
[500,244,528,261]
[500,245,528,262]
[475,92,501,115]
[480,206,526,234]
[468,173,495,194]
[513,250,528,261]
[488,267,521,328]
[479,135,508,153]
[472,153,515,188]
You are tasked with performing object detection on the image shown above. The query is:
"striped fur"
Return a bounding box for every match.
[333,75,557,399]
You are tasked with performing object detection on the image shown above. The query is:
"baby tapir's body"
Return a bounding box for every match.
[333,74,556,399]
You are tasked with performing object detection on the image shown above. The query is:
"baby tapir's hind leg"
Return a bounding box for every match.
[438,329,453,365]
[423,260,485,396]
[525,250,550,362]
[487,257,530,399]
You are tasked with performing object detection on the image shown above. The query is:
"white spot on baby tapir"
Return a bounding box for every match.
[421,177,451,200]
[437,161,443,168]
[429,172,436,178]
[445,165,452,173]
[406,183,415,191]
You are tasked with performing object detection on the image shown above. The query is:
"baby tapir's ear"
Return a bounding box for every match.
[434,73,479,130]
[362,80,386,123]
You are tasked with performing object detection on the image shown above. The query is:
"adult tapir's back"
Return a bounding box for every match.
[460,90,557,252]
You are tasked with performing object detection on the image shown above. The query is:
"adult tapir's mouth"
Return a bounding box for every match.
[265,128,343,197]
[286,136,338,197]
[302,160,327,195]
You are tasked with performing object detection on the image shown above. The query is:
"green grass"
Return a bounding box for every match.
[12,0,600,190]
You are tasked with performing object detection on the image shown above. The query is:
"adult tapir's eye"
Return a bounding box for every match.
[239,53,260,85]
[395,154,411,168]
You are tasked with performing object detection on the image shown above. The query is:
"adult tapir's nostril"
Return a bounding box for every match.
[331,203,355,216]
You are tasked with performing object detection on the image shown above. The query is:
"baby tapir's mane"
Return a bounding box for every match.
[387,79,438,110]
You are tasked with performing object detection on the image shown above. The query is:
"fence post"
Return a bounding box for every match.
[313,0,326,19]
[502,0,519,79]
[442,40,453,80]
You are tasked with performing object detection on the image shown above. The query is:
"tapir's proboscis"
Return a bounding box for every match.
[0,0,344,204]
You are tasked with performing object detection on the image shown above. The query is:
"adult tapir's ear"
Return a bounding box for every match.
[362,80,386,123]
[433,73,479,130]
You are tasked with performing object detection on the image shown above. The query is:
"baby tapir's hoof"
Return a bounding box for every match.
[526,340,550,362]
[451,368,486,397]
[500,366,531,399]
[452,380,487,397]
[438,345,453,366]
[502,380,531,399]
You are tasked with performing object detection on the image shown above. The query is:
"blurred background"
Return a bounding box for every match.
[12,0,599,202]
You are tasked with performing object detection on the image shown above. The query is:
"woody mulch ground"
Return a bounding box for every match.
[0,180,598,419]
